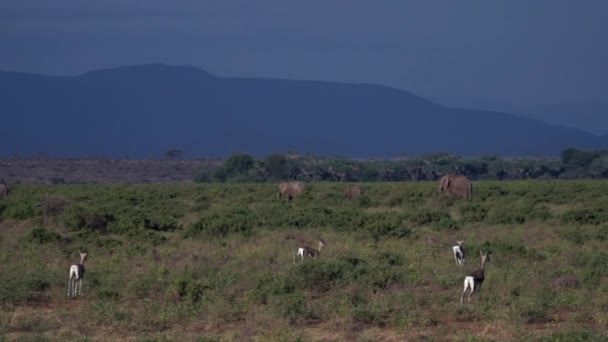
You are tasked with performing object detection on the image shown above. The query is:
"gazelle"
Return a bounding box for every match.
[460,250,489,303]
[67,252,88,297]
[452,240,465,266]
[294,239,326,264]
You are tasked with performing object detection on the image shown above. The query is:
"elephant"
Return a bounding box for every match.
[0,179,8,200]
[278,181,305,201]
[344,185,362,200]
[438,174,472,199]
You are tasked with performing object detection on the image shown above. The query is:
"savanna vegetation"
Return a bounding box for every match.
[1,180,608,341]
[194,148,608,184]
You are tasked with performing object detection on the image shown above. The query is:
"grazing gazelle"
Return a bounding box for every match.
[460,250,489,303]
[294,239,326,264]
[67,252,88,297]
[452,240,465,266]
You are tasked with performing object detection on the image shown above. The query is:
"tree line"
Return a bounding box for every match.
[192,148,608,183]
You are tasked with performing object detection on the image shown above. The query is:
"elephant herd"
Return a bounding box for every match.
[0,176,472,202]
[278,174,472,201]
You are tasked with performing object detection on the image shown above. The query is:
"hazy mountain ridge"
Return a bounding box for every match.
[435,96,608,136]
[1,64,605,158]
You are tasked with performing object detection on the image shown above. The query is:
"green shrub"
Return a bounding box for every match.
[0,268,52,304]
[360,264,405,289]
[434,216,460,230]
[288,258,357,292]
[562,208,608,225]
[184,207,254,238]
[486,203,527,224]
[251,273,296,304]
[62,205,113,233]
[270,291,308,324]
[411,209,450,226]
[353,301,392,327]
[172,274,212,304]
[193,169,214,183]
[143,215,179,232]
[2,201,37,220]
[558,227,590,245]
[26,227,61,244]
[364,212,411,239]
[458,203,488,223]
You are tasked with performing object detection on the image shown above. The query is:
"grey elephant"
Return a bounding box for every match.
[278,181,305,201]
[438,174,472,199]
[0,179,8,200]
[344,185,362,200]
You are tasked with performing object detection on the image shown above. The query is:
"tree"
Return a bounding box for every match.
[589,156,608,178]
[164,148,183,160]
[224,154,255,176]
[264,154,288,180]
[560,148,598,168]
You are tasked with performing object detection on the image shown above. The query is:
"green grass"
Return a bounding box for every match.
[1,181,608,340]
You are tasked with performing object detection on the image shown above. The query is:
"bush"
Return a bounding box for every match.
[353,301,392,327]
[251,273,296,304]
[1,201,37,220]
[487,204,527,224]
[271,291,308,324]
[0,268,52,304]
[27,227,61,244]
[143,215,179,232]
[62,205,114,233]
[193,169,214,183]
[458,203,488,223]
[434,216,460,231]
[364,213,411,239]
[562,208,608,225]
[288,258,356,292]
[184,207,254,238]
[411,209,451,226]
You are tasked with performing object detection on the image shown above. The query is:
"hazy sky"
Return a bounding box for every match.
[1,0,607,104]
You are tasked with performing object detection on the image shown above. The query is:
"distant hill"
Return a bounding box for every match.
[435,96,608,136]
[1,64,606,158]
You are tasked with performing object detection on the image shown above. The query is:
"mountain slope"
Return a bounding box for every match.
[0,64,605,158]
[434,96,608,136]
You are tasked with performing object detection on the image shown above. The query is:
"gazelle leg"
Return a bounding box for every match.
[460,281,468,304]
[468,282,474,302]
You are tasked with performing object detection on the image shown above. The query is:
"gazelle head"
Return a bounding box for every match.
[79,252,88,264]
[480,250,489,268]
[318,239,326,252]
[456,240,464,247]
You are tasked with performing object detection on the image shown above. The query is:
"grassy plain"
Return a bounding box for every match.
[1,181,608,341]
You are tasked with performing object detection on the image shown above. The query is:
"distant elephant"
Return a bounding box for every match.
[0,179,8,200]
[438,174,472,199]
[344,185,362,200]
[278,181,305,201]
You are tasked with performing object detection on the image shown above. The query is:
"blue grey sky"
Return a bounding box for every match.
[1,0,607,104]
